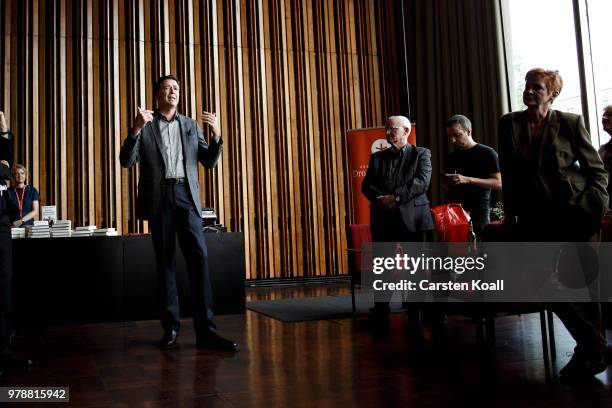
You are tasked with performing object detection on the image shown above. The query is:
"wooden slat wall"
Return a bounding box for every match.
[0,0,406,279]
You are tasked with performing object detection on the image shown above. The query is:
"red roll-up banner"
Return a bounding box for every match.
[346,125,416,224]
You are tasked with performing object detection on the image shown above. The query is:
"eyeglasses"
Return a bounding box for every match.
[385,126,406,134]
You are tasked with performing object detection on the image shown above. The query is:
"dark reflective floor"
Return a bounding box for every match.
[1,282,610,407]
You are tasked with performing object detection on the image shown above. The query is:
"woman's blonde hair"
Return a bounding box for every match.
[11,164,27,182]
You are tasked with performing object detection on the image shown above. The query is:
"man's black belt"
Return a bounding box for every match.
[164,177,186,185]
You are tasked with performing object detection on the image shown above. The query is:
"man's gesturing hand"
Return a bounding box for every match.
[131,107,154,136]
[201,111,221,141]
[0,111,8,133]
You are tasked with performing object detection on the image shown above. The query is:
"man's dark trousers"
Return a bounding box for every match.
[0,231,11,351]
[149,181,216,338]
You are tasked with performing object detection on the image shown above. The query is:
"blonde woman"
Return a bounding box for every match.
[8,164,39,227]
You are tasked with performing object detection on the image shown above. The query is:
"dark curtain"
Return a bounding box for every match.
[404,0,509,206]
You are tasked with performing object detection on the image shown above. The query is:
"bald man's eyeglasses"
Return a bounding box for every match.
[385,126,406,134]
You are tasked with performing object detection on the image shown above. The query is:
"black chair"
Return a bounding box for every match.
[346,224,371,313]
[476,221,557,362]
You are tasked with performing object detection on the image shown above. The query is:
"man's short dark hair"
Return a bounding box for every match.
[445,114,472,131]
[154,75,180,93]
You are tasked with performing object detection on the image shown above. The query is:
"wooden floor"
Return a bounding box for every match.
[1,282,611,407]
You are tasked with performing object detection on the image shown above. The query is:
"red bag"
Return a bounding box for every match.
[431,204,471,242]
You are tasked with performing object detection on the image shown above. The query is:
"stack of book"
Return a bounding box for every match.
[202,207,217,226]
[51,220,72,238]
[93,227,118,237]
[25,221,50,238]
[11,227,26,239]
[72,225,96,237]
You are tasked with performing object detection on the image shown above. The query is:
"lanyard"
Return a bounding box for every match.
[14,186,26,218]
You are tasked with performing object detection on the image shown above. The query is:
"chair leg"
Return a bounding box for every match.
[539,311,550,366]
[597,302,605,339]
[546,310,556,360]
[475,318,485,343]
[351,279,356,314]
[485,317,496,345]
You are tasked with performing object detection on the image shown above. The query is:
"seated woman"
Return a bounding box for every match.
[8,164,40,227]
[498,68,610,381]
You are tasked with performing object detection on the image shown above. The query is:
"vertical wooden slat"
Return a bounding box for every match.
[161,0,170,74]
[31,0,40,191]
[3,0,11,127]
[110,0,122,232]
[58,0,68,219]
[258,0,278,279]
[184,0,196,117]
[210,0,224,233]
[86,0,95,225]
[279,0,298,278]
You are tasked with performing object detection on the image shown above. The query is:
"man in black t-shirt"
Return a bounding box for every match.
[444,115,502,237]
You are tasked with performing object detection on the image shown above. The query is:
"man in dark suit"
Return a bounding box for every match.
[0,111,32,375]
[120,75,237,351]
[361,115,434,329]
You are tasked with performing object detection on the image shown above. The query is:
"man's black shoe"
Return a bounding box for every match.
[196,333,238,351]
[159,330,178,349]
[559,347,611,380]
[0,351,32,369]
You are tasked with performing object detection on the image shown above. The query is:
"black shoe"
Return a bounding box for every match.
[196,333,238,351]
[159,330,178,349]
[0,351,33,369]
[559,347,611,379]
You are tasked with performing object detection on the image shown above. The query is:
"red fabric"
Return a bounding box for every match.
[602,218,612,242]
[431,204,471,242]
